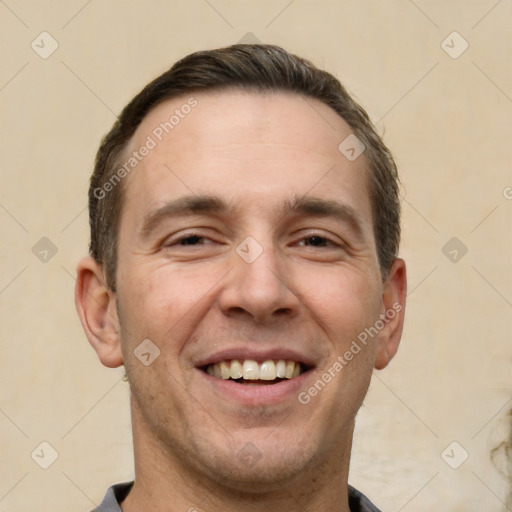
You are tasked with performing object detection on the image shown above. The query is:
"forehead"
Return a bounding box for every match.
[120,89,372,224]
[128,89,357,162]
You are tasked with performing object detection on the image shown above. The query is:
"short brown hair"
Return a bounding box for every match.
[89,44,400,291]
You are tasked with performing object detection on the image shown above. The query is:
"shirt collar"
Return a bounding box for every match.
[92,481,382,512]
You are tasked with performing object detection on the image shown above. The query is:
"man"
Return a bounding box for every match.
[75,44,406,512]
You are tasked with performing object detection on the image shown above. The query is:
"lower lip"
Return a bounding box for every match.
[198,369,312,406]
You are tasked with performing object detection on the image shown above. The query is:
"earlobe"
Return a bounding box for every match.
[374,258,407,370]
[75,256,124,368]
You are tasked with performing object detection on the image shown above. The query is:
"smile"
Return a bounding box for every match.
[203,359,309,384]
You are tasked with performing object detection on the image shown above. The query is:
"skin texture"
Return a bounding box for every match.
[76,89,406,512]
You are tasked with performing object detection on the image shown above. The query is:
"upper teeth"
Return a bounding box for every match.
[206,360,302,380]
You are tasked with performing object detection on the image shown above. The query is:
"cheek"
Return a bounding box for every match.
[293,265,382,342]
[117,262,224,352]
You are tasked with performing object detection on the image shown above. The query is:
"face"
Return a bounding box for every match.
[78,89,406,489]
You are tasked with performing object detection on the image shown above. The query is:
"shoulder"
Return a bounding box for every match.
[348,485,383,512]
[89,482,134,512]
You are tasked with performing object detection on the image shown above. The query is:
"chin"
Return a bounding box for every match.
[191,434,319,491]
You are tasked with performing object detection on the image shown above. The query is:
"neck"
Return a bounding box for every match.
[121,399,353,512]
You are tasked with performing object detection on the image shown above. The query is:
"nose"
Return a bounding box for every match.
[218,240,300,324]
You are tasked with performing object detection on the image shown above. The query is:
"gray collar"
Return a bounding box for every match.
[92,481,382,512]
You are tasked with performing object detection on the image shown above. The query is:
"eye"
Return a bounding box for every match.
[177,234,213,246]
[297,235,336,248]
[163,232,216,248]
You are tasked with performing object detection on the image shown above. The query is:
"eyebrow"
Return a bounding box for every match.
[140,195,228,239]
[284,196,364,236]
[139,194,364,239]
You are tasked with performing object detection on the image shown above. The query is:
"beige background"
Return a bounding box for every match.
[1,1,511,511]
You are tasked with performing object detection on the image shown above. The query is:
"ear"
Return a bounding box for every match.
[75,256,123,368]
[374,258,407,370]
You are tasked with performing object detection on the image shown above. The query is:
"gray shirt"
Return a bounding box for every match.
[91,481,383,511]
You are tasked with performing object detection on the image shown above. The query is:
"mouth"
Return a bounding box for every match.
[201,359,310,385]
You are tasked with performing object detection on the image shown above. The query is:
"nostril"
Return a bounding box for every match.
[226,306,249,316]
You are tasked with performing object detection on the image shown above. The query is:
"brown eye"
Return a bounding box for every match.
[299,236,331,247]
[179,235,206,245]
[163,233,215,247]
